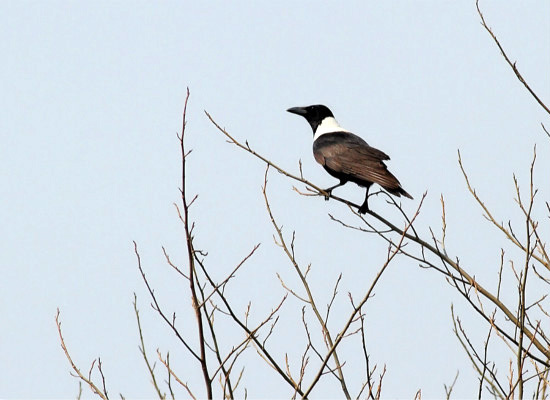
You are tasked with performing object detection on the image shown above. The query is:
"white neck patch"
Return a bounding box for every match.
[313,117,350,141]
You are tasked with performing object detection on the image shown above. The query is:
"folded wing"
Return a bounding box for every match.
[313,132,409,195]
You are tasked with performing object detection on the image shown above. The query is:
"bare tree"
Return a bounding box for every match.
[57,2,549,398]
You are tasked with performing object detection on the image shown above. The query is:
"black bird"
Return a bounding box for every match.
[287,104,412,213]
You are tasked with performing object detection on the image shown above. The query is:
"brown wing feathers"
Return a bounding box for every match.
[324,145,401,189]
[314,133,412,198]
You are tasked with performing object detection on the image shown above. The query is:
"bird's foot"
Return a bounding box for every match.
[358,201,369,214]
[322,188,333,201]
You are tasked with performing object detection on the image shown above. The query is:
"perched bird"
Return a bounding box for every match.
[287,104,412,213]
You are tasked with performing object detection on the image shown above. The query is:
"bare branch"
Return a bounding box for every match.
[133,294,165,399]
[56,309,109,400]
[476,0,550,115]
[303,195,426,398]
[157,350,197,400]
[263,165,351,399]
[444,370,459,400]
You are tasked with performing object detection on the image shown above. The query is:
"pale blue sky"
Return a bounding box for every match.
[1,1,549,398]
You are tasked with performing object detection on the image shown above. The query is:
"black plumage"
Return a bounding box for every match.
[287,104,412,213]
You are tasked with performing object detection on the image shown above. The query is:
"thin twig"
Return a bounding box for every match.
[133,294,165,399]
[157,350,197,400]
[56,310,109,400]
[476,0,550,115]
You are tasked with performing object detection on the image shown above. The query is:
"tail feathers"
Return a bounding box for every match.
[386,186,413,199]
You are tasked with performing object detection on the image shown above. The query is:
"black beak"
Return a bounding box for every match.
[287,106,308,116]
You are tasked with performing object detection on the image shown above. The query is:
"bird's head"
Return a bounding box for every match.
[287,104,334,134]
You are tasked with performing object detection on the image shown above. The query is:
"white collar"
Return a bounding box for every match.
[313,117,350,141]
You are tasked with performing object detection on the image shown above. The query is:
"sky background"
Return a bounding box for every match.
[1,1,549,398]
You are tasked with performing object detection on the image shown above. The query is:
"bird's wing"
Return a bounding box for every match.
[313,132,401,189]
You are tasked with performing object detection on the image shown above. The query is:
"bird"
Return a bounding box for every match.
[287,104,412,213]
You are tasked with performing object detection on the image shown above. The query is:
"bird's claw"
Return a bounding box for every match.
[358,198,370,214]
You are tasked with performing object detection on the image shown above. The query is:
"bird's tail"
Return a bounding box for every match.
[386,186,413,199]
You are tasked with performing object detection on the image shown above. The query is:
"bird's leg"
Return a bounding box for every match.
[323,180,345,200]
[358,186,371,214]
